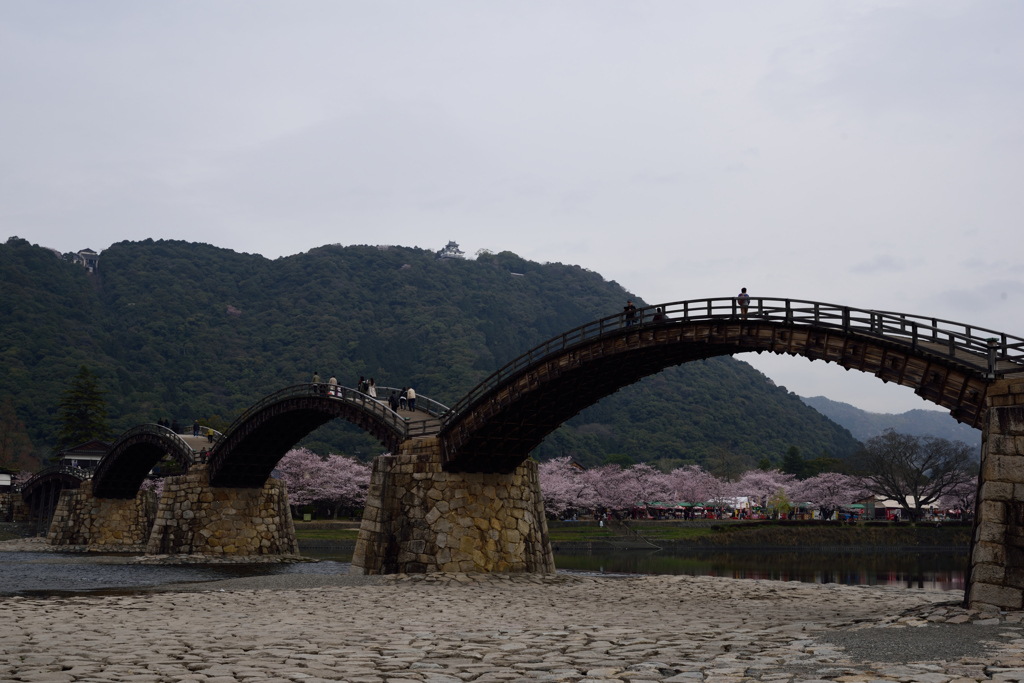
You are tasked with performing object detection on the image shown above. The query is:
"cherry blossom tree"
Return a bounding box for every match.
[667,465,729,506]
[733,469,797,510]
[276,448,372,518]
[141,478,165,500]
[584,465,634,510]
[275,448,324,511]
[791,472,866,520]
[538,457,596,517]
[619,463,673,508]
[939,479,977,519]
[321,454,371,518]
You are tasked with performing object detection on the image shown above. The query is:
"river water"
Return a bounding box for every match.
[552,550,967,590]
[0,549,967,596]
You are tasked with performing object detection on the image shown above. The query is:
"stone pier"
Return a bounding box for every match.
[351,438,555,574]
[146,464,299,556]
[969,379,1024,609]
[47,480,157,550]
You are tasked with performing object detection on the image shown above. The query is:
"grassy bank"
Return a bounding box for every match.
[293,521,361,541]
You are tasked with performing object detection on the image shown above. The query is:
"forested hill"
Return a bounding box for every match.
[0,237,862,468]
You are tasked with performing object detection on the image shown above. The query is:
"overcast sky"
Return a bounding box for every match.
[2,2,1021,415]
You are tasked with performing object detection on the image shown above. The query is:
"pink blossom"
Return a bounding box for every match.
[537,457,596,516]
[275,448,371,517]
[733,469,797,509]
[141,478,165,499]
[275,448,324,507]
[791,472,866,519]
[667,465,726,505]
[939,480,976,517]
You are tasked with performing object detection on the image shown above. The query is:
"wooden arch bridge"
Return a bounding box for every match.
[69,296,1024,498]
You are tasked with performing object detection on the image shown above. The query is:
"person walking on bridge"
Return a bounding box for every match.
[312,371,321,384]
[623,299,637,326]
[407,386,417,412]
[192,419,200,437]
[399,387,408,410]
[328,374,338,396]
[368,378,377,399]
[736,288,750,319]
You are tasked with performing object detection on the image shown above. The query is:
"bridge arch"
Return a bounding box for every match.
[18,465,92,531]
[438,297,1024,473]
[207,384,442,488]
[91,424,198,498]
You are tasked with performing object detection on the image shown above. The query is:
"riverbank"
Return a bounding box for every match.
[5,570,1024,682]
[548,520,973,551]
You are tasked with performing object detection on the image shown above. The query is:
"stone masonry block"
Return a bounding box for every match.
[990,435,1018,456]
[984,481,1014,502]
[973,563,1007,585]
[996,407,1024,436]
[971,582,1024,610]
[985,454,1024,483]
[981,501,1007,525]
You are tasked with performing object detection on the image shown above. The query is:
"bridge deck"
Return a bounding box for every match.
[395,407,441,436]
[915,339,1024,377]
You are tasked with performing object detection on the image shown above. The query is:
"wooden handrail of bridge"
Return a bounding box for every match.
[213,383,450,451]
[440,296,1024,431]
[16,464,92,493]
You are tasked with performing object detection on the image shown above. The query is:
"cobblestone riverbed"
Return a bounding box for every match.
[4,567,1024,683]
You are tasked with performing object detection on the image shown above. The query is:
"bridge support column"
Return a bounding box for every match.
[969,380,1024,609]
[351,438,555,575]
[146,465,299,556]
[47,480,158,550]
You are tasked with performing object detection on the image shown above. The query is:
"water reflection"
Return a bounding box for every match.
[553,550,967,591]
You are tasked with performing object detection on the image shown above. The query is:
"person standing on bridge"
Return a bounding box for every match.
[736,288,750,319]
[312,371,321,384]
[368,378,377,399]
[399,387,408,410]
[328,374,338,396]
[389,390,399,412]
[407,386,417,412]
[623,300,637,326]
[192,419,200,437]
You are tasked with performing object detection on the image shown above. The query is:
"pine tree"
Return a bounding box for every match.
[0,398,36,470]
[780,445,806,479]
[56,366,110,449]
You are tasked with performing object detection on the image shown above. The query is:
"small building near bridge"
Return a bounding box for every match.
[55,439,111,470]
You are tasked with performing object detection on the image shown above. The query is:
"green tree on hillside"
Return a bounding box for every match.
[780,446,806,478]
[604,453,634,468]
[0,398,36,471]
[56,366,110,449]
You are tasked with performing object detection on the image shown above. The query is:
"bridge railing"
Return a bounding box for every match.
[375,386,449,418]
[217,384,413,450]
[110,423,201,467]
[16,465,92,494]
[441,296,1024,429]
[160,423,224,440]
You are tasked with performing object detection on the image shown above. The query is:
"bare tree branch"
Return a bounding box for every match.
[853,429,975,521]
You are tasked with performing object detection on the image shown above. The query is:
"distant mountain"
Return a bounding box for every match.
[800,395,981,447]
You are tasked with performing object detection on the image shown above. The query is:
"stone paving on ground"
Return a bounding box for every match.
[4,569,1024,683]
